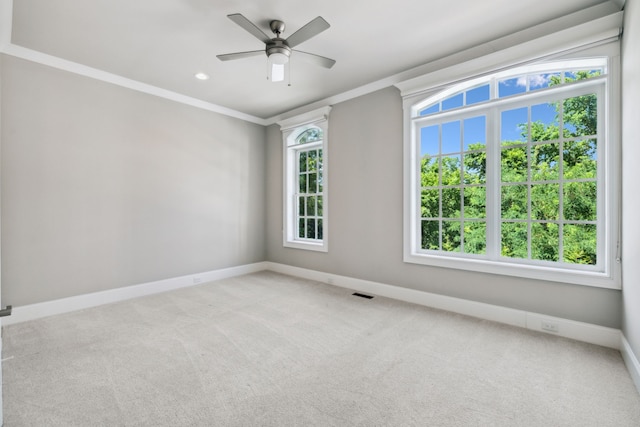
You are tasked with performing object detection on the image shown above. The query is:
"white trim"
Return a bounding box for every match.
[1,260,624,351]
[266,262,622,349]
[621,335,640,395]
[401,51,620,290]
[394,11,622,98]
[1,262,268,326]
[281,109,331,252]
[0,1,621,126]
[0,44,269,126]
[277,106,332,131]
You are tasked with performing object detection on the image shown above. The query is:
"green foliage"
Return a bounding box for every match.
[420,70,599,264]
[296,128,322,144]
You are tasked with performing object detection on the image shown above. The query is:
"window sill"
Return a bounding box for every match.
[284,240,328,253]
[403,252,619,290]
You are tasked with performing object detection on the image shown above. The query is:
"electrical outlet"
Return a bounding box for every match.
[541,320,559,333]
[193,276,202,284]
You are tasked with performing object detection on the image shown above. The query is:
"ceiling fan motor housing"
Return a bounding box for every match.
[267,20,291,63]
[266,39,291,63]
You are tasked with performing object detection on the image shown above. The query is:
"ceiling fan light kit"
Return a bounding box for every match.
[217,14,336,84]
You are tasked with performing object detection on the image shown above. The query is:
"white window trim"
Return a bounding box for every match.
[279,106,331,252]
[398,44,621,290]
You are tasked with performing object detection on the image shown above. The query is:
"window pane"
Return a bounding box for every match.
[421,125,439,156]
[501,222,528,259]
[306,196,316,216]
[299,174,307,193]
[464,221,486,254]
[318,171,323,192]
[308,173,317,193]
[421,157,440,187]
[565,70,602,82]
[564,182,597,221]
[442,121,461,154]
[296,128,322,144]
[299,152,307,172]
[563,224,596,265]
[443,221,462,252]
[531,222,559,262]
[317,149,323,170]
[463,187,486,218]
[501,107,528,143]
[421,190,440,218]
[317,196,323,216]
[498,77,526,98]
[501,185,528,220]
[563,94,597,137]
[298,196,305,216]
[442,188,461,218]
[466,85,490,105]
[419,104,440,116]
[531,184,559,220]
[317,219,323,240]
[528,73,560,90]
[463,116,486,150]
[463,152,486,184]
[307,219,316,239]
[421,220,440,250]
[442,93,464,111]
[531,143,559,181]
[298,219,305,238]
[307,150,318,172]
[531,102,559,142]
[501,146,527,183]
[441,155,461,185]
[564,139,597,179]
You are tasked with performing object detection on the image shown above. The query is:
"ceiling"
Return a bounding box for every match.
[4,0,624,121]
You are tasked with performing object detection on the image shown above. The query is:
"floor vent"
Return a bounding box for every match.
[352,292,374,299]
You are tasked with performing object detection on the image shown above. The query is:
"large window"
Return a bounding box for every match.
[280,107,330,252]
[404,58,619,288]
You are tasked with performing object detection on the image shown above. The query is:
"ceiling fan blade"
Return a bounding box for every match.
[216,50,264,61]
[293,50,336,69]
[227,13,272,44]
[285,16,330,48]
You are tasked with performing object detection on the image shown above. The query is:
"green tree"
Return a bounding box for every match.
[421,70,599,264]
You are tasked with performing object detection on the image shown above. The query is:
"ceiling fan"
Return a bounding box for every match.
[216,14,336,82]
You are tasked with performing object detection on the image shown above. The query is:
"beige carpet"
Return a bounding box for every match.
[2,271,640,426]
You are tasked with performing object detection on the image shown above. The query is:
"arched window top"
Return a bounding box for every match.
[415,58,607,118]
[295,127,323,144]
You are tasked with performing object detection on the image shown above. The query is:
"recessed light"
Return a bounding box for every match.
[195,72,209,80]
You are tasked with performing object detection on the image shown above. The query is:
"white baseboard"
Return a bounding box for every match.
[621,335,640,395]
[266,262,622,349]
[2,262,268,326]
[2,260,622,351]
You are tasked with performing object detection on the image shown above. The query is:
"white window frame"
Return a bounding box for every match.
[400,49,620,289]
[279,107,331,252]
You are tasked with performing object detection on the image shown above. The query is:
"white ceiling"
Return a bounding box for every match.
[4,0,623,121]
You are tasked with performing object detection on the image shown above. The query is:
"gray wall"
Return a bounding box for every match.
[1,55,266,306]
[0,21,630,331]
[266,86,622,329]
[622,0,640,364]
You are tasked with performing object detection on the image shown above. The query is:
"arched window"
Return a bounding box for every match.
[279,107,331,252]
[296,128,323,144]
[402,57,619,288]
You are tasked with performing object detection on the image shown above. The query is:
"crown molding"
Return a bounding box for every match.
[0,42,269,126]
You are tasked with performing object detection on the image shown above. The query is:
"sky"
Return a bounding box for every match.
[420,74,561,157]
